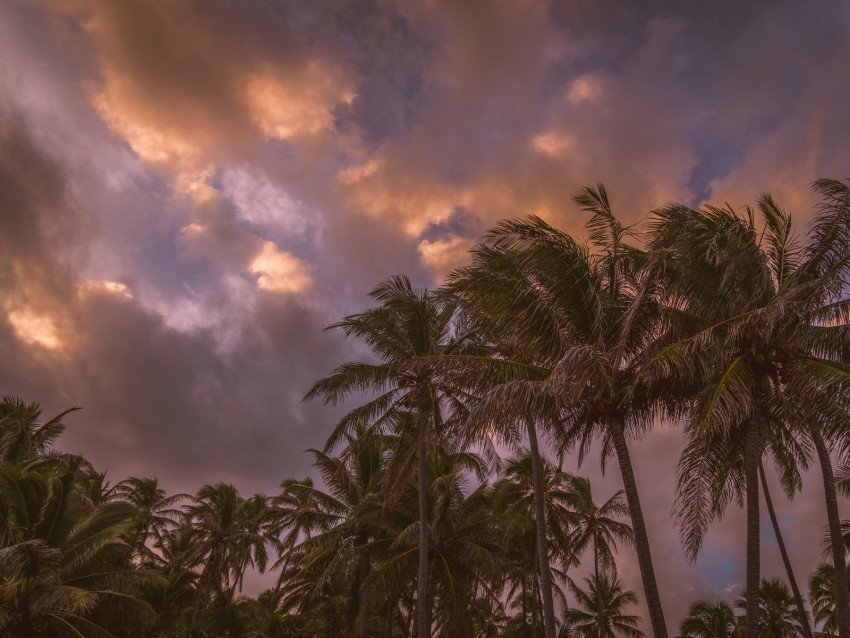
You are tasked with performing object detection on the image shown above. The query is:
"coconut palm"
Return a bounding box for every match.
[565,573,645,638]
[0,396,78,471]
[0,467,159,637]
[678,600,737,638]
[359,439,503,637]
[492,452,575,632]
[305,274,478,637]
[275,431,389,636]
[760,461,813,638]
[810,562,850,637]
[183,483,274,625]
[644,182,850,638]
[115,476,187,564]
[735,578,803,638]
[446,185,669,638]
[565,475,633,582]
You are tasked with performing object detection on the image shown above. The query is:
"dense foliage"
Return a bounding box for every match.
[3,180,850,637]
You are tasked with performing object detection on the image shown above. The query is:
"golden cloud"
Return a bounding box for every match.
[6,307,62,350]
[246,61,355,140]
[249,241,312,294]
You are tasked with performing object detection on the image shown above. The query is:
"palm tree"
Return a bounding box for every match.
[0,396,78,471]
[446,185,669,638]
[678,600,737,638]
[565,573,645,638]
[492,452,575,632]
[275,431,389,636]
[115,476,187,563]
[760,461,813,638]
[0,466,159,637]
[306,275,477,637]
[735,578,803,637]
[565,475,633,583]
[810,562,850,637]
[644,183,850,638]
[357,438,503,637]
[183,483,274,625]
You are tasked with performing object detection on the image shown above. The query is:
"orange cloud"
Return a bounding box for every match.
[249,241,312,294]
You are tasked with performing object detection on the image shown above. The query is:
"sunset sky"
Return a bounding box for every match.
[2,0,850,630]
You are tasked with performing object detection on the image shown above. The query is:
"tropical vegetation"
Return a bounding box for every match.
[2,179,850,637]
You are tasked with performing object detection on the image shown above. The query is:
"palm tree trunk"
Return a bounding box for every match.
[595,537,603,638]
[609,413,667,638]
[417,415,430,638]
[527,418,558,638]
[758,461,812,638]
[744,418,760,638]
[354,532,369,638]
[812,428,850,638]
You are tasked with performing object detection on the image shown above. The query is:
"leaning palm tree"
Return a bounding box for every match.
[678,600,737,638]
[565,573,645,638]
[446,185,669,638]
[305,275,478,637]
[735,578,803,638]
[644,182,850,638]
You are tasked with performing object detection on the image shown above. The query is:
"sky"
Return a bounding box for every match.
[2,0,850,631]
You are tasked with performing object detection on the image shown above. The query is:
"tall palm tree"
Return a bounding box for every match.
[678,600,737,638]
[306,275,477,637]
[446,185,669,638]
[565,573,645,638]
[644,182,850,638]
[356,438,503,637]
[735,578,803,638]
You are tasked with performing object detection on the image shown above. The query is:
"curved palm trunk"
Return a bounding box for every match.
[744,418,760,638]
[812,428,850,638]
[609,414,667,638]
[417,416,430,638]
[527,418,559,638]
[758,461,812,638]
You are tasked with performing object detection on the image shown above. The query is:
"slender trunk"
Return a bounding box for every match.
[609,413,667,638]
[527,418,559,638]
[744,417,760,638]
[596,537,603,638]
[354,532,369,638]
[759,461,812,638]
[417,416,430,638]
[532,567,539,638]
[813,428,850,638]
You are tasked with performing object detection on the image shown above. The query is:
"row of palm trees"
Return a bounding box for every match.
[305,179,850,638]
[0,395,644,636]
